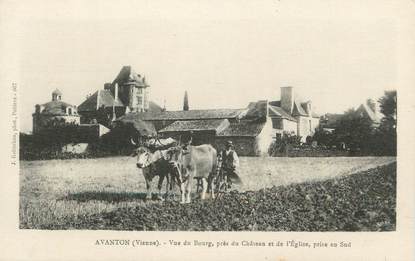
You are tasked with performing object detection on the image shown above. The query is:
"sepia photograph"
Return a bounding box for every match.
[18,11,397,232]
[1,0,414,260]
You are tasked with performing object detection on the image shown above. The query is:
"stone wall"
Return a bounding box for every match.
[297,116,319,142]
[161,131,216,146]
[215,136,258,156]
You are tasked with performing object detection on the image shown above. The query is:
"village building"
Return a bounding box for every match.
[31,67,322,156]
[32,89,110,144]
[116,82,320,156]
[27,66,318,156]
[268,86,320,142]
[78,66,162,127]
[355,99,381,127]
[320,99,381,133]
[32,89,80,134]
[117,101,273,156]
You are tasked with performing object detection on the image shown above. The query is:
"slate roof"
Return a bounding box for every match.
[268,100,319,119]
[159,119,230,133]
[268,105,297,121]
[112,66,148,87]
[218,120,266,137]
[52,89,62,95]
[292,100,308,116]
[268,100,281,107]
[148,101,163,113]
[119,108,245,121]
[117,118,157,137]
[78,90,124,112]
[243,100,268,119]
[356,103,381,123]
[40,100,77,116]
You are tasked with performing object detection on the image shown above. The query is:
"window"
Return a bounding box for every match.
[137,88,143,94]
[137,96,143,105]
[271,118,283,129]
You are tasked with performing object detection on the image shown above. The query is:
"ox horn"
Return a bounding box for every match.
[155,133,166,146]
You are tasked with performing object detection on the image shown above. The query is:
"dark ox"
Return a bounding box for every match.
[132,144,181,200]
[167,144,218,203]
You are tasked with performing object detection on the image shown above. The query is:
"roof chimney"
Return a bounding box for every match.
[104,83,111,90]
[280,86,294,114]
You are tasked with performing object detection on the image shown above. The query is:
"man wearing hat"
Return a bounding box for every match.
[221,140,241,185]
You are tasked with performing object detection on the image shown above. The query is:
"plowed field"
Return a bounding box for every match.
[20,156,396,230]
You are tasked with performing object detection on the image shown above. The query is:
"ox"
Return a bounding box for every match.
[166,144,218,203]
[132,138,181,200]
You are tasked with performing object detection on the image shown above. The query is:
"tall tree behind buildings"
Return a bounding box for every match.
[183,91,189,111]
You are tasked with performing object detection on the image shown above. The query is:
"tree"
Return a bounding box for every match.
[333,108,375,154]
[183,91,189,111]
[378,90,397,155]
[378,90,397,131]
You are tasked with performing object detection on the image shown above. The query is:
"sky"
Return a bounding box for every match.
[3,0,400,133]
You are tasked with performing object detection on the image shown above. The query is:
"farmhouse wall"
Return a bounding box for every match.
[256,118,274,156]
[269,118,297,137]
[283,119,297,134]
[215,136,258,156]
[296,116,320,142]
[311,117,320,132]
[161,131,216,146]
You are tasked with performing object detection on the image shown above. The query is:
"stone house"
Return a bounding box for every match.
[355,99,381,127]
[32,89,110,142]
[32,89,80,134]
[268,87,320,142]
[114,85,320,156]
[117,101,274,156]
[78,66,162,127]
[74,66,320,155]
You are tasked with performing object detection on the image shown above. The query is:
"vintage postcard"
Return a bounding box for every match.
[1,0,414,260]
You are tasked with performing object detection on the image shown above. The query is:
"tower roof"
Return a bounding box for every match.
[112,66,149,87]
[52,89,62,95]
[40,100,77,116]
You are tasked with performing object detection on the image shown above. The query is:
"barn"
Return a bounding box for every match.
[116,101,273,156]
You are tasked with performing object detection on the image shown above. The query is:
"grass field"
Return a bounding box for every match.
[20,156,396,229]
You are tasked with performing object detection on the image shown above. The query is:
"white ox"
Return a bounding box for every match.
[166,144,218,203]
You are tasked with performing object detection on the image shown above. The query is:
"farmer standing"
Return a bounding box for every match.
[221,141,242,185]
